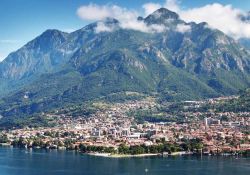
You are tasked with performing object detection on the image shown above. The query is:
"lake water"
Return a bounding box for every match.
[0,147,249,175]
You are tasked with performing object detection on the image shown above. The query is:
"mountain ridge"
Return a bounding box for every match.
[0,8,250,122]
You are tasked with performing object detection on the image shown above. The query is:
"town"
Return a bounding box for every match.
[0,96,249,157]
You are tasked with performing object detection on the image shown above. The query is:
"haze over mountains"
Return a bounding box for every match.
[0,8,250,121]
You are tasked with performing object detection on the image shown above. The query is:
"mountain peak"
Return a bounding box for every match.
[24,29,67,51]
[102,17,119,25]
[151,8,179,19]
[78,17,119,32]
[41,29,66,37]
[144,8,180,25]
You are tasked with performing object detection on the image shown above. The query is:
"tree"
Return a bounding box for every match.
[0,134,9,143]
[118,144,130,154]
[130,145,145,155]
[79,144,87,152]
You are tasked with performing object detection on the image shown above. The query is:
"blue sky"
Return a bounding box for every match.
[0,0,250,61]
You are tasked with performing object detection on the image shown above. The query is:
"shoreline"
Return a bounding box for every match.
[86,153,160,158]
[0,146,249,158]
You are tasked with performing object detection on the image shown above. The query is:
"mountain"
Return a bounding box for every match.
[0,22,104,95]
[0,30,68,80]
[0,30,70,96]
[215,88,250,112]
[0,8,250,125]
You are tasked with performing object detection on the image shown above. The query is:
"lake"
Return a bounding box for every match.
[0,147,249,175]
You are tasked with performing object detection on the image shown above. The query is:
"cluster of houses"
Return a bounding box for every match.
[1,97,249,153]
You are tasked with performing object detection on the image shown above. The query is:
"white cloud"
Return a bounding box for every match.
[77,4,138,23]
[164,0,180,12]
[143,3,161,16]
[77,1,250,39]
[162,0,250,39]
[95,22,115,33]
[176,24,191,33]
[77,3,167,33]
[150,24,167,33]
[77,4,112,21]
[178,3,250,39]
